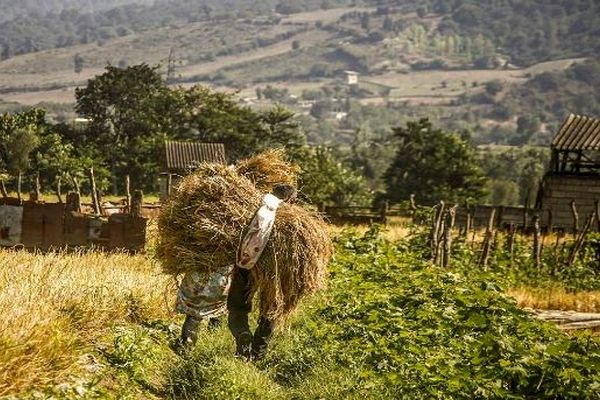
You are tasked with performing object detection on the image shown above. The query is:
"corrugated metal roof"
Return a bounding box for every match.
[552,114,600,151]
[164,141,226,172]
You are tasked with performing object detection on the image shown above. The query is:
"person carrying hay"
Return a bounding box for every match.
[228,183,297,360]
[174,183,297,357]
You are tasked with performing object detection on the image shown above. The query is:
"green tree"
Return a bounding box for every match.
[75,64,305,192]
[484,80,504,96]
[384,118,487,205]
[295,146,372,207]
[75,64,169,193]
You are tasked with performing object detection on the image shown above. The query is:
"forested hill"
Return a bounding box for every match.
[0,0,347,57]
[432,0,600,65]
[0,0,154,23]
[1,0,599,65]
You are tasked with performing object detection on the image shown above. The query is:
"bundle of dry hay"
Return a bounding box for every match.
[156,152,332,320]
[235,148,300,192]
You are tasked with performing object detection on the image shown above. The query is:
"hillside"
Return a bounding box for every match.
[0,1,598,152]
[0,0,153,23]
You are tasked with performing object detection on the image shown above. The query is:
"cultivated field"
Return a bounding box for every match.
[2,223,600,398]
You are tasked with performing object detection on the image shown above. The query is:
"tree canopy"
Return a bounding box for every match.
[383,118,487,205]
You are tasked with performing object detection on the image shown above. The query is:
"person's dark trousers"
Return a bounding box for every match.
[252,317,276,360]
[227,268,254,357]
[227,267,277,359]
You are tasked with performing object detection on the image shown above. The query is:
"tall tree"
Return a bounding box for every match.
[384,118,487,205]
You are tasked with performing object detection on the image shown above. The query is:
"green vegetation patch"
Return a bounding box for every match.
[164,228,600,399]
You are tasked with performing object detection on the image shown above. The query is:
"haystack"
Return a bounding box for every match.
[235,148,301,192]
[156,152,332,320]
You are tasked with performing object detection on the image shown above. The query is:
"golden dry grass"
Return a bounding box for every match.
[510,286,600,313]
[0,248,173,396]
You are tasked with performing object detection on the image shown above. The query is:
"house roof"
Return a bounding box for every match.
[164,141,226,172]
[552,114,600,151]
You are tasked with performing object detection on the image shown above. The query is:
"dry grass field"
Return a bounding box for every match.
[0,248,173,396]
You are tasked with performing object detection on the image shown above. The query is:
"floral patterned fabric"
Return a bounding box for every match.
[176,194,282,319]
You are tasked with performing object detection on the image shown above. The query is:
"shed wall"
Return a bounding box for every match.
[540,174,600,230]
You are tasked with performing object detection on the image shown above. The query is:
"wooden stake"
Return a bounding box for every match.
[17,171,22,202]
[570,199,579,235]
[463,203,473,238]
[0,179,7,198]
[89,168,100,215]
[430,201,445,262]
[567,211,595,266]
[532,215,541,270]
[442,205,457,268]
[55,176,63,203]
[35,172,41,201]
[66,192,82,213]
[125,175,132,214]
[409,194,417,224]
[131,190,143,218]
[479,208,496,270]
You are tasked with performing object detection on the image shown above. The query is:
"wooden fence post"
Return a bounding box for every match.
[17,171,22,202]
[442,205,457,268]
[409,194,417,224]
[570,199,579,235]
[479,208,496,270]
[131,190,144,218]
[125,175,132,214]
[89,168,101,215]
[532,215,541,270]
[496,206,504,229]
[55,176,63,203]
[0,179,8,198]
[66,192,82,213]
[380,200,389,225]
[567,211,596,267]
[430,201,445,262]
[35,172,41,201]
[464,203,473,238]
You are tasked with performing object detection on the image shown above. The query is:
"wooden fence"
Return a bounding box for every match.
[0,193,154,252]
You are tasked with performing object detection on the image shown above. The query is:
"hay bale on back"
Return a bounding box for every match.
[253,204,331,319]
[156,164,260,275]
[156,153,332,319]
[235,148,300,192]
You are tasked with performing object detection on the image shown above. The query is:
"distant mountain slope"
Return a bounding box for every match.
[0,0,153,23]
[432,0,600,65]
[0,0,362,58]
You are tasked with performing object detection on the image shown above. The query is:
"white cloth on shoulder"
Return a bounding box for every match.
[237,193,282,270]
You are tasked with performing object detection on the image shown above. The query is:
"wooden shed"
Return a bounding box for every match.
[538,114,600,231]
[159,141,226,201]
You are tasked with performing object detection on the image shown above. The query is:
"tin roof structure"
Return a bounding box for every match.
[552,114,600,151]
[164,141,226,173]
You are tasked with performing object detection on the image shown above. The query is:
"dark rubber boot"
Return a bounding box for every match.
[181,315,201,347]
[235,331,253,360]
[251,317,275,360]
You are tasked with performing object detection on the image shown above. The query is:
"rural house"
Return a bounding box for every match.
[538,113,600,231]
[160,141,226,201]
[343,70,359,85]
